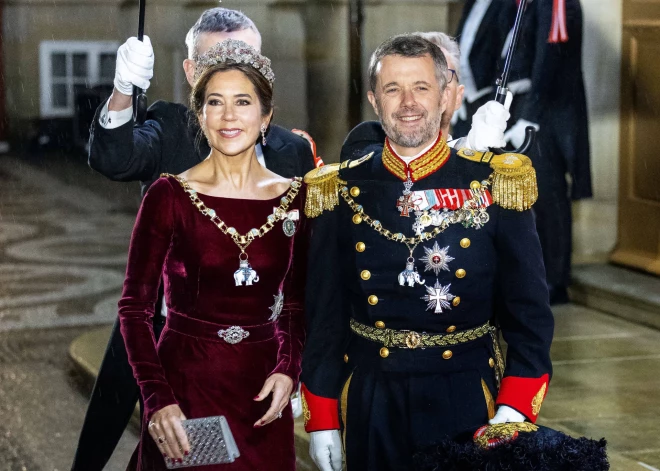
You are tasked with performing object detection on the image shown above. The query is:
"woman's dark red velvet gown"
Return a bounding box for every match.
[118,176,307,471]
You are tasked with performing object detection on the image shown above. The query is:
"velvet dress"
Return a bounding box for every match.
[118,175,307,471]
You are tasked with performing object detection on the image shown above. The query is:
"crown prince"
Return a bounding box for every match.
[300,34,554,471]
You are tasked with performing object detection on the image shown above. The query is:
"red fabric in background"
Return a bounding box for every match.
[118,176,307,470]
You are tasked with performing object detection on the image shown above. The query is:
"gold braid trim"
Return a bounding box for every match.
[382,135,451,182]
[301,390,311,426]
[350,319,492,349]
[303,152,373,218]
[488,153,538,211]
[481,379,496,420]
[474,423,539,449]
[531,382,547,416]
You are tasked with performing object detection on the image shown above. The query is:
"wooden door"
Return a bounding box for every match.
[611,1,660,275]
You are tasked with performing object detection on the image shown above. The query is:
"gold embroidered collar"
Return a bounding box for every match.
[382,133,451,182]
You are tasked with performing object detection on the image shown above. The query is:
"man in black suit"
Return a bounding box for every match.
[72,8,315,471]
[503,0,592,303]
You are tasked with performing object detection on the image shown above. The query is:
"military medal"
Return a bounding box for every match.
[398,243,426,287]
[420,242,454,275]
[421,280,455,314]
[396,174,415,217]
[283,218,296,237]
[275,208,299,237]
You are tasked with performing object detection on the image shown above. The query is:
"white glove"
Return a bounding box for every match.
[504,119,540,149]
[114,36,154,96]
[290,384,303,419]
[489,405,527,424]
[463,98,511,151]
[309,430,343,471]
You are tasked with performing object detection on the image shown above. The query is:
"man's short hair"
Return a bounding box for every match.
[415,32,460,80]
[185,8,260,59]
[368,34,449,93]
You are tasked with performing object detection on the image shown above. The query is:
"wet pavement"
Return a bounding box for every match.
[0,154,139,470]
[0,154,659,470]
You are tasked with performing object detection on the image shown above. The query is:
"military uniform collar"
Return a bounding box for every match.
[382,133,451,183]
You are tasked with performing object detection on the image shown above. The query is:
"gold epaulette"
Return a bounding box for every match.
[303,152,373,218]
[457,148,538,211]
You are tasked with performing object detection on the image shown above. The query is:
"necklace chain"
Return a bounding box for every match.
[338,179,491,248]
[166,174,302,253]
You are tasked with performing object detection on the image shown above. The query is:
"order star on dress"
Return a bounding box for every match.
[421,280,455,314]
[420,242,454,275]
[268,291,284,321]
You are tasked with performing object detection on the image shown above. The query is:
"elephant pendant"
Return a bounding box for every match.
[234,259,260,286]
[398,259,425,287]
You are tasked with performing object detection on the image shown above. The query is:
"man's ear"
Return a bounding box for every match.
[454,85,465,113]
[367,91,380,118]
[183,59,196,87]
[440,86,450,114]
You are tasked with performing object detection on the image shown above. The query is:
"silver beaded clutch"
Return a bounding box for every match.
[165,416,240,468]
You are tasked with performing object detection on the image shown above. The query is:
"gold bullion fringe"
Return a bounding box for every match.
[489,154,538,211]
[304,152,373,218]
[304,174,345,218]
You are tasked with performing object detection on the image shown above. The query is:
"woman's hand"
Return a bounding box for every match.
[147,404,190,461]
[253,373,294,427]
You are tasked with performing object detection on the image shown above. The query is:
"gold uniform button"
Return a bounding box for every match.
[350,186,360,197]
[455,268,466,279]
[489,357,495,368]
[368,295,379,306]
[452,297,461,307]
[442,350,453,360]
[344,354,349,363]
[379,347,390,358]
[360,270,371,280]
[356,242,366,252]
[470,180,481,190]
[446,325,456,333]
[460,238,471,248]
[352,214,363,224]
[375,320,386,329]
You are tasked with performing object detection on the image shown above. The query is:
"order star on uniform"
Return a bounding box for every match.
[300,34,554,471]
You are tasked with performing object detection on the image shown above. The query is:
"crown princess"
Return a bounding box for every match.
[194,39,275,84]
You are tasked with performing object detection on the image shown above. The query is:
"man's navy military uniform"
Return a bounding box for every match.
[300,125,554,470]
[72,99,316,471]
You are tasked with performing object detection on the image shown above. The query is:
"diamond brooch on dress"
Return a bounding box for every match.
[269,292,284,321]
[217,326,250,344]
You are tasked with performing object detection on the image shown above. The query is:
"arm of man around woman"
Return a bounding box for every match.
[117,177,190,460]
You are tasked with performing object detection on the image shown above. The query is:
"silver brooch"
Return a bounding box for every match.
[269,292,284,321]
[217,326,250,344]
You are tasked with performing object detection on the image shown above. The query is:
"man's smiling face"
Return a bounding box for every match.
[368,53,448,156]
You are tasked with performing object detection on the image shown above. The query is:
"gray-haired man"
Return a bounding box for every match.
[73,8,315,471]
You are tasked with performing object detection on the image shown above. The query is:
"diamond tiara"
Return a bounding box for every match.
[194,39,275,84]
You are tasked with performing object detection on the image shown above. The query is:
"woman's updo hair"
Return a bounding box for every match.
[190,62,274,119]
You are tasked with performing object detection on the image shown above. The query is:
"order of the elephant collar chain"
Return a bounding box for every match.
[166,174,302,286]
[339,180,490,289]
